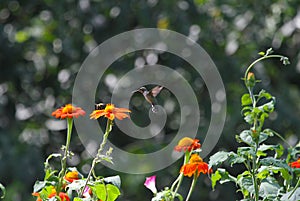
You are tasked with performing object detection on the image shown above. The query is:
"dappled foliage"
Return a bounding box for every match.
[0,0,300,200]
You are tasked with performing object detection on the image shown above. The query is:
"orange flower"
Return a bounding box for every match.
[180,154,212,177]
[289,158,300,168]
[64,171,79,183]
[174,137,201,152]
[52,104,86,119]
[90,103,131,120]
[32,187,70,201]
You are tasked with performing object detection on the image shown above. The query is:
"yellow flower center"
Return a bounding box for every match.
[189,154,203,163]
[62,104,75,114]
[105,104,115,113]
[65,171,78,179]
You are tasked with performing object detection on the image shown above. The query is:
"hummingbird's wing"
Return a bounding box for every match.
[150,86,163,97]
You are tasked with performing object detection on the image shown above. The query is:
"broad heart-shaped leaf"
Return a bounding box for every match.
[66,179,86,191]
[209,151,244,167]
[241,94,252,106]
[209,151,231,167]
[237,173,253,197]
[94,183,120,201]
[237,130,255,146]
[103,175,121,189]
[33,181,47,193]
[257,90,273,101]
[39,185,54,200]
[237,147,256,159]
[260,157,290,170]
[211,168,236,189]
[258,98,275,113]
[281,188,300,201]
[257,166,291,181]
[259,177,280,199]
[33,180,56,193]
[257,144,284,158]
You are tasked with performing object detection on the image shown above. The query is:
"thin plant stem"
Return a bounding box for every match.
[80,119,113,197]
[171,151,191,200]
[288,177,300,199]
[244,54,285,84]
[185,173,198,201]
[57,118,73,193]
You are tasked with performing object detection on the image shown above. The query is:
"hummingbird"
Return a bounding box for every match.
[133,85,163,112]
[95,103,105,110]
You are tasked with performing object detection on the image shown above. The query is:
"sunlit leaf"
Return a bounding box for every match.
[259,177,280,199]
[211,168,236,189]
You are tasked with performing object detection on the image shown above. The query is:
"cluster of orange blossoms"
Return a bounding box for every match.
[33,103,131,201]
[174,137,212,177]
[51,103,131,121]
[32,187,70,201]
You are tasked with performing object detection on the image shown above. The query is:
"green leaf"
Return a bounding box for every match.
[259,177,280,199]
[258,132,270,144]
[94,183,120,201]
[106,184,121,201]
[211,168,236,189]
[209,151,245,168]
[257,166,270,180]
[73,198,84,201]
[237,147,256,158]
[258,51,265,56]
[33,181,47,193]
[209,151,231,167]
[237,173,253,197]
[258,98,275,113]
[39,185,54,200]
[257,90,272,101]
[257,144,284,158]
[66,179,86,191]
[103,175,121,189]
[238,130,255,146]
[281,188,300,201]
[241,94,252,106]
[0,183,5,199]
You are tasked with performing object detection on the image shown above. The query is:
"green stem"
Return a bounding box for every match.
[185,173,198,201]
[251,143,260,201]
[244,55,284,84]
[57,118,73,193]
[80,119,113,197]
[171,151,191,200]
[247,82,260,201]
[288,177,300,199]
[270,130,293,148]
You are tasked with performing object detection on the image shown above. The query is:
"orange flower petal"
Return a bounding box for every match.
[52,104,85,119]
[180,154,212,177]
[90,104,131,121]
[289,158,300,168]
[64,171,79,183]
[90,110,106,119]
[174,137,201,152]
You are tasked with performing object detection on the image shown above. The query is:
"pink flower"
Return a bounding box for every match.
[144,175,157,194]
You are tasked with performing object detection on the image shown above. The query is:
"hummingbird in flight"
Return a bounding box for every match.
[133,86,163,112]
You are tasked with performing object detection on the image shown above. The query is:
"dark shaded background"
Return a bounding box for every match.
[0,0,300,200]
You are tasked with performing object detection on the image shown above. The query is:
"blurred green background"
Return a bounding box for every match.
[0,0,300,200]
